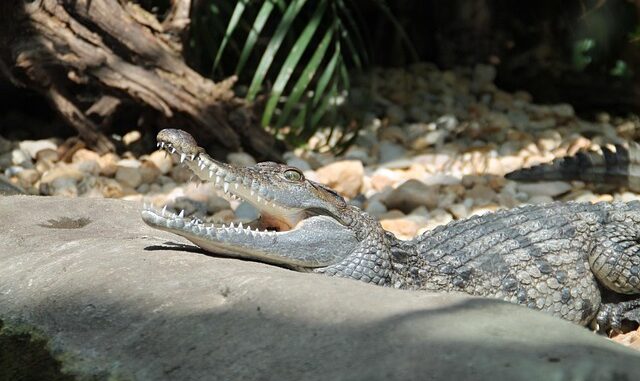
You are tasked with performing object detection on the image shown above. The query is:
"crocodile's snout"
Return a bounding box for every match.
[157,129,202,156]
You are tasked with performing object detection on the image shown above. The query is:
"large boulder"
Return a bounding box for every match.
[1,195,639,380]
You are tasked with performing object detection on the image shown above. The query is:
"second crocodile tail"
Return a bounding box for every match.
[505,142,640,192]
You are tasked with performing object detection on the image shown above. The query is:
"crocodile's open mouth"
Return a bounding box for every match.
[142,140,307,236]
[141,129,358,268]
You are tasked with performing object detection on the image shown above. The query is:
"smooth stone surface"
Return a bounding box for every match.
[1,196,640,381]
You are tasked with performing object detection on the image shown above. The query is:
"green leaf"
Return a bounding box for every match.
[311,77,338,128]
[246,0,308,101]
[236,0,278,76]
[335,0,369,66]
[275,26,334,130]
[311,45,340,109]
[261,0,328,127]
[213,0,248,72]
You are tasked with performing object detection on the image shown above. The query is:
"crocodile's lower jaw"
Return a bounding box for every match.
[141,205,359,268]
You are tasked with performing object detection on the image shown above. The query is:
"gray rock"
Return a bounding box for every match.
[227,152,257,167]
[235,201,260,221]
[0,135,13,155]
[343,147,373,166]
[383,179,439,213]
[364,199,388,216]
[283,155,312,171]
[116,159,143,189]
[378,141,407,163]
[1,196,640,381]
[207,195,232,214]
[171,197,207,218]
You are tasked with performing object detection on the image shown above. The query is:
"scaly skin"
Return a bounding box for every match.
[142,129,640,331]
[506,141,640,192]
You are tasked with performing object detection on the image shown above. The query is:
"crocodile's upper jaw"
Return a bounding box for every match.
[141,129,358,269]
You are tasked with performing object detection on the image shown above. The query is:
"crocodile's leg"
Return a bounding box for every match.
[596,299,640,331]
[588,213,640,331]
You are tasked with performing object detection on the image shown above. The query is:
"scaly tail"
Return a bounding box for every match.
[505,142,640,192]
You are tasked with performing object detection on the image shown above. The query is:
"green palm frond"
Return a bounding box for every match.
[193,0,412,150]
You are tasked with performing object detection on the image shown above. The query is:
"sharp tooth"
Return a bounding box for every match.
[230,222,235,228]
[238,222,243,229]
[209,170,214,178]
[180,153,186,163]
[246,225,251,231]
[156,142,161,147]
[200,162,207,170]
[170,147,176,153]
[221,224,226,229]
[215,176,221,184]
[190,154,196,161]
[161,205,167,215]
[178,210,184,218]
[223,182,229,193]
[234,183,239,189]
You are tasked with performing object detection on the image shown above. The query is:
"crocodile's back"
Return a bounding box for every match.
[395,202,640,325]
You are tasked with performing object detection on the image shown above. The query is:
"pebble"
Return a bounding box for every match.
[377,141,407,163]
[227,152,257,167]
[380,217,419,240]
[207,196,231,214]
[115,159,143,188]
[448,203,468,219]
[171,197,207,218]
[16,168,40,188]
[19,140,57,159]
[0,136,13,154]
[364,199,387,216]
[315,160,364,198]
[284,155,312,171]
[122,130,142,146]
[147,150,173,174]
[12,149,32,167]
[235,201,260,221]
[383,179,439,213]
[516,181,572,198]
[98,153,120,176]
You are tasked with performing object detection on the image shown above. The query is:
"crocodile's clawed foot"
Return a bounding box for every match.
[596,300,640,334]
[596,304,623,333]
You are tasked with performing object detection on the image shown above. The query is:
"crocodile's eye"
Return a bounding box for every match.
[283,169,303,182]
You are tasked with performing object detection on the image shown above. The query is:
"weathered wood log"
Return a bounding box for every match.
[0,0,281,160]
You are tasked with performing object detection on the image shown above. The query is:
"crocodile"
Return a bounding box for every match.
[506,141,640,192]
[142,129,640,331]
